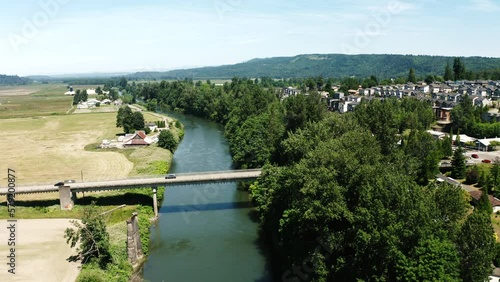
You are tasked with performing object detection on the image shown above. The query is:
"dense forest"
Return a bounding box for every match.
[133,78,498,281]
[0,74,31,85]
[128,54,500,80]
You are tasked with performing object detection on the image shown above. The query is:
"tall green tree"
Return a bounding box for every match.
[407,68,417,83]
[457,211,495,282]
[64,203,112,267]
[453,58,466,81]
[444,63,453,81]
[451,135,467,179]
[131,111,145,131]
[477,186,493,214]
[490,157,500,195]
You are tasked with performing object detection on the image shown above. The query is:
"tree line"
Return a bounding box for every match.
[133,77,496,281]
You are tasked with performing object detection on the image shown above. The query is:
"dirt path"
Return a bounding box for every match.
[0,219,81,282]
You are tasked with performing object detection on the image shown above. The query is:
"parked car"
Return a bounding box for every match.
[165,174,176,179]
[64,180,75,183]
[482,159,492,163]
[54,182,64,187]
[472,154,479,158]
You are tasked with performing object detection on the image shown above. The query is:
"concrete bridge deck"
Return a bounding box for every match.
[0,169,262,195]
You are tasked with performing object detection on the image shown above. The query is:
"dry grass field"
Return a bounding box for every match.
[0,113,133,185]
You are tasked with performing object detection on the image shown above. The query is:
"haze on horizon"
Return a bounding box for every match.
[0,0,499,77]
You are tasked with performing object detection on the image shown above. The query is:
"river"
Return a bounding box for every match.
[142,109,274,282]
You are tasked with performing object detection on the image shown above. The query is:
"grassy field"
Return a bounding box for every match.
[0,113,133,185]
[0,84,107,119]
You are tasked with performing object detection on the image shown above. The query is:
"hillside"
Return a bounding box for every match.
[128,54,500,80]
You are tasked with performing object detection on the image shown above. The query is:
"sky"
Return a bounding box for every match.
[0,0,499,76]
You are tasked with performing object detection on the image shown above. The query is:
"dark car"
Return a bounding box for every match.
[482,159,492,163]
[165,174,176,179]
[472,154,479,158]
[54,182,64,187]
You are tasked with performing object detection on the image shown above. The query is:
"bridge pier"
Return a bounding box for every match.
[58,186,74,210]
[152,187,158,219]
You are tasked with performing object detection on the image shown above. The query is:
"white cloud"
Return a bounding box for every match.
[469,0,500,11]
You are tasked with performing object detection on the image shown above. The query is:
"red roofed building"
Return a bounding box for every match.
[123,131,151,146]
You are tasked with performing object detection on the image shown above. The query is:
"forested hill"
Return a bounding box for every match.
[128,54,500,80]
[0,74,31,85]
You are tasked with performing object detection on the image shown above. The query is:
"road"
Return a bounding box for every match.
[0,169,262,195]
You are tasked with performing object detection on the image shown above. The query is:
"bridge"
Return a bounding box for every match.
[1,169,262,217]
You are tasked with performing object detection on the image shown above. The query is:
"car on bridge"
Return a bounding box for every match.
[54,180,76,187]
[165,174,176,179]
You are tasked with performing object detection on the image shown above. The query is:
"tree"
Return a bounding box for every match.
[157,130,178,152]
[116,106,144,133]
[398,238,460,282]
[453,58,466,81]
[490,158,500,195]
[424,74,435,85]
[119,77,128,89]
[457,211,495,282]
[131,111,145,131]
[451,134,467,179]
[403,130,441,185]
[477,185,493,214]
[407,68,417,83]
[64,202,112,267]
[80,89,88,102]
[440,133,453,158]
[444,63,453,81]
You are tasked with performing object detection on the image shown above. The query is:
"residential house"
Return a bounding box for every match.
[471,96,492,107]
[446,93,461,103]
[430,84,441,94]
[477,88,488,97]
[123,131,153,146]
[419,85,430,93]
[282,87,301,98]
[146,122,158,132]
[330,92,344,112]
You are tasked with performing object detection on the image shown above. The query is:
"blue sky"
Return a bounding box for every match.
[0,0,499,76]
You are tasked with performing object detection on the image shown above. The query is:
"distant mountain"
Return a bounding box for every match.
[27,72,132,79]
[0,74,31,85]
[127,54,500,80]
